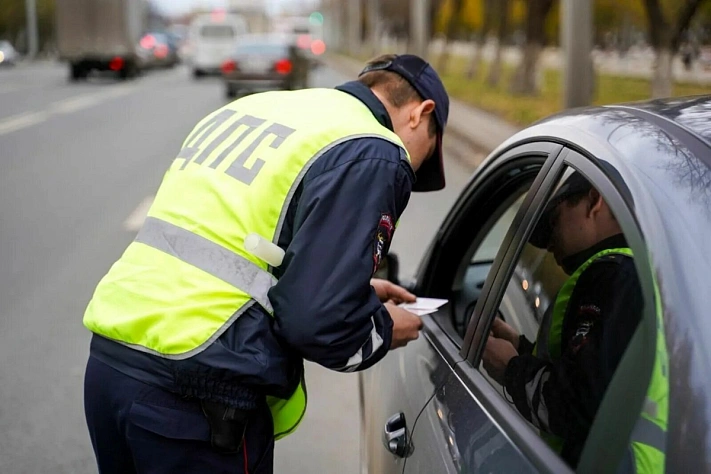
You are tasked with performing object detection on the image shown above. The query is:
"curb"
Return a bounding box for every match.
[321,53,521,156]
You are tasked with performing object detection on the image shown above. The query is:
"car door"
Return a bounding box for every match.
[447,149,666,474]
[359,142,564,473]
[397,142,569,474]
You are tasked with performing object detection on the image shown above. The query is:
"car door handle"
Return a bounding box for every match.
[383,412,414,458]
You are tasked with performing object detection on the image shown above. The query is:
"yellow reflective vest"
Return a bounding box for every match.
[534,248,668,472]
[84,88,410,439]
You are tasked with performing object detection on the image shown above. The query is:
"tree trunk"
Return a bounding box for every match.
[438,38,451,73]
[467,35,486,79]
[508,0,553,95]
[510,42,542,94]
[486,0,509,86]
[437,0,464,74]
[642,0,706,99]
[652,48,674,98]
[466,0,495,79]
[487,38,504,86]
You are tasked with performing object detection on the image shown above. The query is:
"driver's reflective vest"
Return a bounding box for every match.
[83,88,409,439]
[534,248,668,472]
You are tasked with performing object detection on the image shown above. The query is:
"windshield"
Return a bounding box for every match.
[235,43,289,56]
[200,25,235,39]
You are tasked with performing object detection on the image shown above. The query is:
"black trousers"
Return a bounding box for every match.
[84,356,274,474]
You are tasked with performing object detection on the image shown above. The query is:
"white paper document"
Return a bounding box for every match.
[399,298,449,316]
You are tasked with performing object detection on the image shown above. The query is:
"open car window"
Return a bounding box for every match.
[414,143,563,347]
[471,161,654,472]
[449,189,530,338]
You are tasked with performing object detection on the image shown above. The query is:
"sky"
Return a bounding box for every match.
[151,0,320,17]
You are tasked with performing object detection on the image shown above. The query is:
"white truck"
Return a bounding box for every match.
[188,12,248,77]
[56,0,146,81]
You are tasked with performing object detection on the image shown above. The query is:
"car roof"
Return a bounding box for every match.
[620,95,711,149]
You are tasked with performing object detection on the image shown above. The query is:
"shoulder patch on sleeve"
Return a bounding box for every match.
[373,213,395,275]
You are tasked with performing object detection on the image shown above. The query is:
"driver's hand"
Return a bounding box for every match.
[482,336,518,385]
[490,317,521,350]
[371,279,416,305]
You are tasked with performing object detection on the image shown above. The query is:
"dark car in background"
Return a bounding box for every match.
[221,34,308,99]
[138,32,180,69]
[361,96,711,473]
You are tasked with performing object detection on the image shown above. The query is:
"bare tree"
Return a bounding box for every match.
[377,0,444,48]
[486,0,511,86]
[642,0,708,98]
[466,0,496,79]
[510,0,555,95]
[437,0,465,74]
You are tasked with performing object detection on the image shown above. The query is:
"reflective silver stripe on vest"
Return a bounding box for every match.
[643,398,658,419]
[631,416,666,452]
[135,216,277,313]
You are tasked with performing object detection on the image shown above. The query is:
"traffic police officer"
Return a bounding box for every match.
[483,171,668,472]
[82,53,450,473]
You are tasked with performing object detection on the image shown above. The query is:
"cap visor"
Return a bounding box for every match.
[412,134,445,192]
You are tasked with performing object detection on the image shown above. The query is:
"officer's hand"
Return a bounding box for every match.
[385,303,423,349]
[371,279,416,305]
[482,336,518,385]
[490,317,521,350]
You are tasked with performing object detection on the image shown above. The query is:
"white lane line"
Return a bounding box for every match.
[0,85,25,95]
[0,84,140,136]
[123,195,155,231]
[50,95,102,114]
[0,111,49,136]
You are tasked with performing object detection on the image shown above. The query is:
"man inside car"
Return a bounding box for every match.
[482,171,643,468]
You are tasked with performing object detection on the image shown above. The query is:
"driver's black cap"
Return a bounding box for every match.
[529,162,633,249]
[529,172,593,249]
[359,54,449,192]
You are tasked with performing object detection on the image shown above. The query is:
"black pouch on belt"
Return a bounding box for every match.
[200,400,250,454]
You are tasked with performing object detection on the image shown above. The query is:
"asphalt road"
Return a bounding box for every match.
[0,61,482,473]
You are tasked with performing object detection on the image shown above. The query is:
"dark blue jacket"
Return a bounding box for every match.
[90,81,415,409]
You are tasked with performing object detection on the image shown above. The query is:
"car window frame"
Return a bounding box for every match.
[414,141,564,350]
[459,148,659,473]
[461,147,570,353]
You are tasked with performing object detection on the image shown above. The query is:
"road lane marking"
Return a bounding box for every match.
[123,195,155,231]
[0,85,25,95]
[0,85,139,136]
[0,111,49,136]
[50,95,102,114]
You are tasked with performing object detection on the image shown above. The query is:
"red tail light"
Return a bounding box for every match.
[140,34,156,50]
[109,56,124,71]
[154,44,168,59]
[275,59,292,75]
[311,40,326,56]
[221,59,237,74]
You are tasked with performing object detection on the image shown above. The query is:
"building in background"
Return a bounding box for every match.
[228,0,270,33]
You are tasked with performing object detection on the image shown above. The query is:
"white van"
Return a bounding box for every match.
[189,12,248,77]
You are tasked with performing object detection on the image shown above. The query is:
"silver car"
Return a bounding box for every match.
[361,96,711,473]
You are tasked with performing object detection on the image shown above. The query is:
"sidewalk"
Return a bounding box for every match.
[322,53,521,154]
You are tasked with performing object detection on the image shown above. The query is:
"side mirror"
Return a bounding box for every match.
[374,252,400,285]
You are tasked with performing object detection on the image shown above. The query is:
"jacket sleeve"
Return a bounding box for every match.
[268,139,413,372]
[503,262,642,456]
